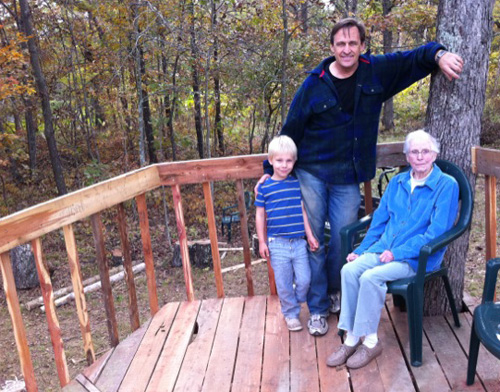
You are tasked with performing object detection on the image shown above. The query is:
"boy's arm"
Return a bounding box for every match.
[302,203,319,251]
[255,206,269,258]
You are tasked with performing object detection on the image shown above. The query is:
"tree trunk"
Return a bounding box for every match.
[189,0,204,159]
[280,0,289,126]
[424,0,495,315]
[381,0,394,132]
[24,98,38,174]
[19,0,67,195]
[212,0,223,155]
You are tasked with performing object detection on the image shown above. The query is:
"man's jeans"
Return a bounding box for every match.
[295,169,360,316]
[338,253,416,336]
[268,236,311,318]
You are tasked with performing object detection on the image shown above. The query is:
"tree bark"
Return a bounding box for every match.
[19,0,67,195]
[280,0,289,126]
[381,0,394,132]
[189,0,204,159]
[424,0,495,315]
[212,0,224,155]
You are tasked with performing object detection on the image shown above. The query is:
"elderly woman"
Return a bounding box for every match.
[326,130,459,369]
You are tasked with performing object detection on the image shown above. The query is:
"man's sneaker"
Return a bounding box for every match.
[307,314,329,336]
[329,292,341,314]
[285,317,303,331]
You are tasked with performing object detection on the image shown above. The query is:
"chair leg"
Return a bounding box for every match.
[227,223,232,243]
[466,321,480,385]
[407,288,423,367]
[442,275,461,327]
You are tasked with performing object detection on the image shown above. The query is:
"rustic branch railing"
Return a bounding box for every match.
[0,142,418,391]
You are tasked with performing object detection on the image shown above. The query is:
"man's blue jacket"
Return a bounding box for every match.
[268,43,445,184]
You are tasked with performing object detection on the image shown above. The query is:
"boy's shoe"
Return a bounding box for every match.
[346,342,383,369]
[307,314,329,336]
[329,292,341,314]
[285,317,303,331]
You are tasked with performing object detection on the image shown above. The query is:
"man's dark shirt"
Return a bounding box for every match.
[326,61,356,116]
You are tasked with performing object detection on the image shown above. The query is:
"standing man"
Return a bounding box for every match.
[257,18,463,336]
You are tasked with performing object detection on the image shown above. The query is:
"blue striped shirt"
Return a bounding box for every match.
[254,176,305,238]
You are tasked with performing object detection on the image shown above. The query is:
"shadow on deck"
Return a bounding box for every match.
[63,295,500,392]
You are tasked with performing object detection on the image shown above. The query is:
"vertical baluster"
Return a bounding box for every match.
[31,238,70,387]
[363,181,373,215]
[0,252,38,392]
[236,179,254,296]
[202,182,224,298]
[62,224,95,364]
[135,193,159,315]
[116,203,140,331]
[90,213,119,347]
[171,184,195,301]
[485,175,497,262]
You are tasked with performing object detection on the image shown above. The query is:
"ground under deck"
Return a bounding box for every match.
[63,295,500,392]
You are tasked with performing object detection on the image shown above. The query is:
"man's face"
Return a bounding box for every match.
[330,26,365,72]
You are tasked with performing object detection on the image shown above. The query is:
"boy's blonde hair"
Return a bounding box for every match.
[268,135,297,161]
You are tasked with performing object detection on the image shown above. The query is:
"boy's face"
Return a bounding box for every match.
[269,152,296,181]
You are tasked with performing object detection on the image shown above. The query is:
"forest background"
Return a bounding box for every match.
[1,0,499,213]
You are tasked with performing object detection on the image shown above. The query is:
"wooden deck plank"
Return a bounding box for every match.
[95,320,151,392]
[423,315,485,391]
[118,302,180,392]
[445,312,500,391]
[83,348,114,384]
[261,295,290,392]
[232,296,267,392]
[63,379,89,392]
[316,315,350,392]
[76,374,101,392]
[388,300,451,392]
[290,307,319,392]
[376,307,415,391]
[146,301,201,392]
[202,297,245,392]
[174,298,223,392]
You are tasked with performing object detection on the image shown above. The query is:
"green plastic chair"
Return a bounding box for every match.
[467,258,500,385]
[221,191,252,242]
[340,159,474,367]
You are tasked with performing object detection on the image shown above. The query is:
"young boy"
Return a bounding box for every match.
[255,135,318,331]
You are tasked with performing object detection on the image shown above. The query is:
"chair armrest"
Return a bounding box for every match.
[482,258,500,303]
[339,214,372,263]
[415,224,471,284]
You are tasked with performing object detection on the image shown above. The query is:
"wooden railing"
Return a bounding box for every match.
[1,142,408,391]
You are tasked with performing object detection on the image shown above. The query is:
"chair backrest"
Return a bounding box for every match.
[434,159,474,235]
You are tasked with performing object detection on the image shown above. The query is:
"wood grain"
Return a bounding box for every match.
[0,252,38,392]
[135,193,159,314]
[202,182,224,298]
[116,203,140,331]
[236,179,254,296]
[32,237,70,387]
[63,224,95,364]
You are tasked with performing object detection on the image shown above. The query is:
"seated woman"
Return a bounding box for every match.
[326,130,459,369]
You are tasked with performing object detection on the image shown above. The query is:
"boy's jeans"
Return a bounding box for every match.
[295,168,360,316]
[268,236,311,318]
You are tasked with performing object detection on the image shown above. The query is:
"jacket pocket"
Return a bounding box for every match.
[359,84,383,114]
[312,97,339,114]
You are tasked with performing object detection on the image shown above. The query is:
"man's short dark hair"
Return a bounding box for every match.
[330,18,366,45]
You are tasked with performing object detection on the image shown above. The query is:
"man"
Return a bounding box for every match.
[257,18,463,336]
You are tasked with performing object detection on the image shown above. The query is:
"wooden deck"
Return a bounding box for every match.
[63,295,500,392]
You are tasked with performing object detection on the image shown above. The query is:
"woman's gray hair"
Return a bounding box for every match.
[403,130,440,154]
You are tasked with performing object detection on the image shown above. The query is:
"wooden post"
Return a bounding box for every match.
[0,252,38,392]
[202,182,225,298]
[485,175,497,261]
[135,193,159,315]
[116,203,141,331]
[31,238,70,387]
[90,213,119,347]
[172,184,195,301]
[236,179,254,296]
[62,224,95,365]
[363,181,373,215]
[266,257,277,295]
